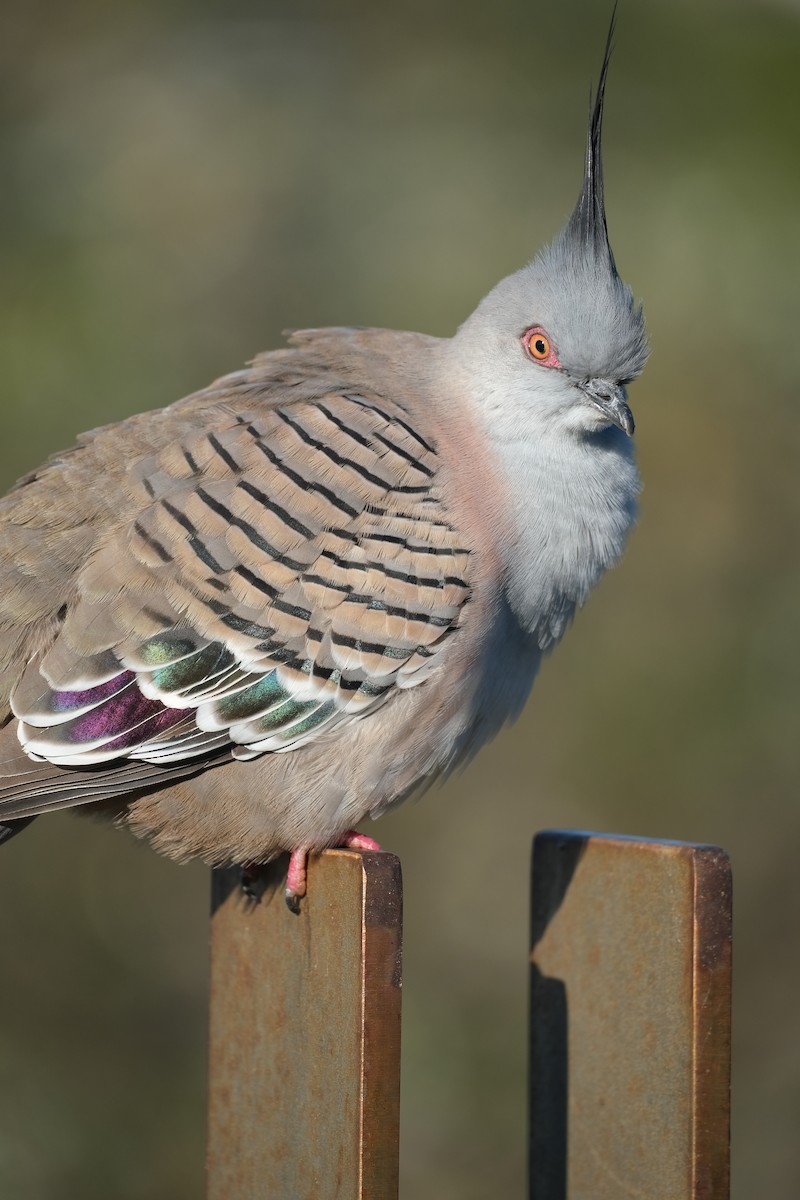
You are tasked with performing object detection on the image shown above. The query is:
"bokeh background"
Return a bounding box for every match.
[0,0,798,1195]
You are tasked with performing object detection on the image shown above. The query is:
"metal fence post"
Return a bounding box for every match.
[529,831,732,1200]
[207,849,402,1200]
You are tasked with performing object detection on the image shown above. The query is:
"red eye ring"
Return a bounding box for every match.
[522,326,561,369]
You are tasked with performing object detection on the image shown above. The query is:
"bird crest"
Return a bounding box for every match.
[564,9,619,274]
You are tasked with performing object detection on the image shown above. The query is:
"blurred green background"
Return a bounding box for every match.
[0,0,798,1195]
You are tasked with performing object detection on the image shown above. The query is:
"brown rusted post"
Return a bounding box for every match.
[207,849,402,1200]
[529,831,732,1200]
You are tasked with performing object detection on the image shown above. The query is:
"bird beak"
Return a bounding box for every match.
[579,379,635,436]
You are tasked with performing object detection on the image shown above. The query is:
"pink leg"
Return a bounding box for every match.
[285,847,308,903]
[284,831,382,908]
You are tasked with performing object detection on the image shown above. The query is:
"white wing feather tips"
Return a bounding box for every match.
[10,391,472,772]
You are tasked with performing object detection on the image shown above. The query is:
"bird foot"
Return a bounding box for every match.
[284,830,383,910]
[339,830,382,853]
[239,860,266,902]
[284,847,308,912]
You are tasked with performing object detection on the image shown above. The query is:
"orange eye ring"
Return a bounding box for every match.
[522,325,561,369]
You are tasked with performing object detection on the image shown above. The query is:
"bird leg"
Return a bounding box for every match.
[284,830,383,910]
[284,847,309,909]
[239,860,265,902]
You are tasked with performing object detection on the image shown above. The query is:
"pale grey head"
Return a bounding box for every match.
[453,17,648,444]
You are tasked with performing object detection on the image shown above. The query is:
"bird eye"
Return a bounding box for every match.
[522,326,561,368]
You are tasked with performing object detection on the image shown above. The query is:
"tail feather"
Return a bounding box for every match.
[0,719,230,822]
[0,815,35,845]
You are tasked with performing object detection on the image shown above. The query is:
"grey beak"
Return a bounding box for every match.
[580,378,635,436]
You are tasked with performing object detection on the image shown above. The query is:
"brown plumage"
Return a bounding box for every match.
[0,24,649,879]
[0,327,525,865]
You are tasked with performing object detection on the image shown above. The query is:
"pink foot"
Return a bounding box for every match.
[340,830,382,853]
[284,831,383,909]
[285,847,308,906]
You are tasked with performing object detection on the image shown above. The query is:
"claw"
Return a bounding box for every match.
[240,861,264,902]
[283,831,383,909]
[284,846,308,910]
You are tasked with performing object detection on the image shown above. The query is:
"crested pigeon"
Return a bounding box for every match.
[0,24,647,899]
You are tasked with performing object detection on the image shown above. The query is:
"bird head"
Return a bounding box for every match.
[453,18,648,443]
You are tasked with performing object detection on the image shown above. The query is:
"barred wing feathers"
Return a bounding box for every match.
[9,391,472,788]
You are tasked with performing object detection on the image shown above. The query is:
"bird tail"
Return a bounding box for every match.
[0,815,35,846]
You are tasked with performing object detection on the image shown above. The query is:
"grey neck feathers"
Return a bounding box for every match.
[495,424,639,648]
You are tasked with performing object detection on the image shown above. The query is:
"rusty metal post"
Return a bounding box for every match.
[529,831,731,1200]
[207,849,402,1200]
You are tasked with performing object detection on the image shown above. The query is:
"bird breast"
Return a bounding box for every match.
[496,426,640,649]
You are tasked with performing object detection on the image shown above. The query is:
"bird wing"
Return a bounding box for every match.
[5,389,471,807]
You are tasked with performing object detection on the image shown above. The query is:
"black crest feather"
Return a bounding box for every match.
[565,6,618,273]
